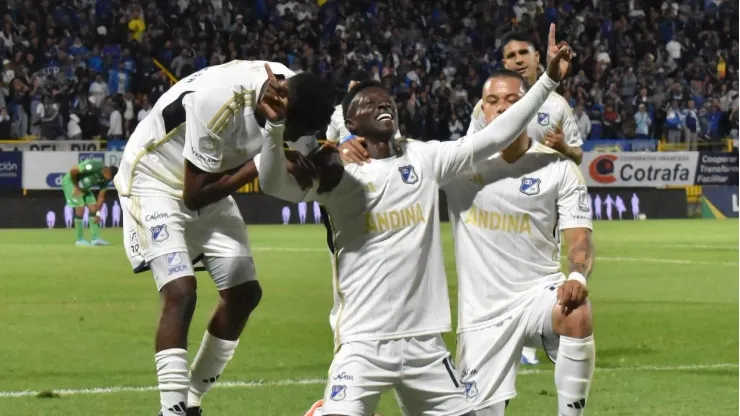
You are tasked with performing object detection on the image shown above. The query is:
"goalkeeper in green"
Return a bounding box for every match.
[62,159,118,246]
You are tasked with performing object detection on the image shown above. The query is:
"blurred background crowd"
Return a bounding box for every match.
[0,0,737,149]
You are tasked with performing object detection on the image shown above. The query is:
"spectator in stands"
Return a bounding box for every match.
[574,104,591,140]
[0,107,11,138]
[681,99,701,150]
[634,103,652,140]
[665,101,684,144]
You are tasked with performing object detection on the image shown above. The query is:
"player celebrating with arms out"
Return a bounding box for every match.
[63,158,117,246]
[114,60,335,416]
[449,69,595,416]
[256,25,573,416]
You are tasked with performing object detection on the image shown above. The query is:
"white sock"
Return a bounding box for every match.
[187,331,239,408]
[555,335,595,416]
[522,346,538,358]
[155,348,190,416]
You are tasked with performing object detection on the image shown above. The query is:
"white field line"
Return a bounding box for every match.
[0,363,735,399]
[250,247,737,266]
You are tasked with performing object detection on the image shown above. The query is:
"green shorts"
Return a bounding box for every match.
[62,174,96,208]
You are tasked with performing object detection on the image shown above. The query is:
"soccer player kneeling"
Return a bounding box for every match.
[447,69,596,415]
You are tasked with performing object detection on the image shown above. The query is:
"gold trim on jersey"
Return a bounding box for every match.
[208,90,254,135]
[122,88,255,198]
[121,124,185,197]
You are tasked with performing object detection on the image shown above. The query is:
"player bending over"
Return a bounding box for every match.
[256,29,572,416]
[468,29,585,365]
[113,60,335,416]
[63,159,116,246]
[450,69,596,415]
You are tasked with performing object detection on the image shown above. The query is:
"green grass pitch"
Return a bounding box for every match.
[0,220,737,415]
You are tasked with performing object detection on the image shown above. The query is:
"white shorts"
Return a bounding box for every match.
[322,334,472,416]
[120,195,253,290]
[457,281,562,411]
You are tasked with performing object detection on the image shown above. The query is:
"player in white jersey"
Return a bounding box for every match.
[114,61,336,416]
[256,30,573,416]
[468,30,585,365]
[448,70,596,416]
[468,30,583,166]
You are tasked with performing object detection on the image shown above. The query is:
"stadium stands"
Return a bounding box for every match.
[0,0,737,149]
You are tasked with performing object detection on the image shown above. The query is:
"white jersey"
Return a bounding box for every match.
[444,142,593,332]
[114,60,295,198]
[255,74,560,346]
[326,104,402,143]
[468,92,583,148]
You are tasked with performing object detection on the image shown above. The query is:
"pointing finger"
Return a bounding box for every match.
[548,24,557,48]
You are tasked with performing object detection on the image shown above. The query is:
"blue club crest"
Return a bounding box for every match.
[465,381,479,399]
[520,177,541,196]
[150,224,169,242]
[330,385,346,401]
[537,112,550,126]
[399,165,419,184]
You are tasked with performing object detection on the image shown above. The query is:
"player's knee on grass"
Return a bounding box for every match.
[553,301,593,339]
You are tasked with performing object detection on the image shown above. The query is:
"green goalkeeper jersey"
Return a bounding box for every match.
[67,159,110,192]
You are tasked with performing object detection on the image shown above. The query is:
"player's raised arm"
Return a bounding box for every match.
[181,89,261,210]
[255,63,337,203]
[433,24,572,183]
[557,160,595,314]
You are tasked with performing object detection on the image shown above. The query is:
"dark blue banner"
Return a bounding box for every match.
[695,153,739,185]
[701,186,739,218]
[0,151,22,188]
[581,139,658,152]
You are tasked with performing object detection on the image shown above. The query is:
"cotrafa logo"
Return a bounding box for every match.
[0,161,18,172]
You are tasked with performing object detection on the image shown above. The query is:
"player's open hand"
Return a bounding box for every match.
[284,150,318,190]
[545,24,575,82]
[544,125,567,153]
[338,137,371,165]
[258,63,288,123]
[557,280,588,316]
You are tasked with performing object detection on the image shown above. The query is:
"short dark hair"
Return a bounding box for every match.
[501,30,538,52]
[485,69,530,92]
[342,80,384,118]
[286,72,335,131]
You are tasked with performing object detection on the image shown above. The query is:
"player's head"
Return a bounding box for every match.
[480,69,530,125]
[103,166,118,180]
[342,81,397,142]
[501,30,540,83]
[283,72,335,142]
[347,69,370,91]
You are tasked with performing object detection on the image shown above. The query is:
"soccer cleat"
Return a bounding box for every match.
[186,407,203,416]
[304,400,324,416]
[75,240,92,246]
[520,352,540,365]
[91,238,111,246]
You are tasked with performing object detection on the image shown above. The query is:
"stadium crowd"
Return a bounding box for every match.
[0,0,737,146]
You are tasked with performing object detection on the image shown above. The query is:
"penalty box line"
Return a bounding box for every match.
[0,363,736,399]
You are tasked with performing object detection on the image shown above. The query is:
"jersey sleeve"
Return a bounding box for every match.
[325,106,345,143]
[181,89,244,173]
[557,160,593,230]
[255,121,330,204]
[559,102,584,147]
[466,99,486,136]
[422,74,559,185]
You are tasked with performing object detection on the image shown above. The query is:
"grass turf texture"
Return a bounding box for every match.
[0,220,737,415]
